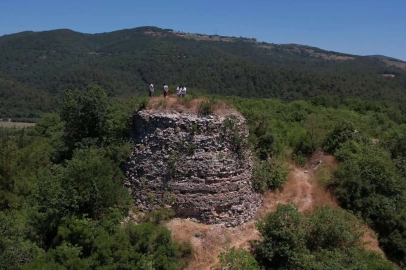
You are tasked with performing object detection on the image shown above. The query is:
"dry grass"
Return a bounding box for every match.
[0,122,36,129]
[384,59,406,69]
[362,225,385,256]
[309,153,338,187]
[147,95,238,117]
[166,219,259,270]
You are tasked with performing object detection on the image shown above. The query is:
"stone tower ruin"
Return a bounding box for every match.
[124,109,261,227]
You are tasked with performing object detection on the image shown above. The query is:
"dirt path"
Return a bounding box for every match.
[166,153,384,269]
[257,168,318,217]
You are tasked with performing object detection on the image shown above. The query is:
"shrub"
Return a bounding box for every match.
[293,133,313,157]
[185,143,196,156]
[323,121,356,153]
[252,161,289,193]
[217,247,260,270]
[293,153,307,167]
[198,98,217,115]
[223,115,247,158]
[138,97,149,110]
[188,124,198,134]
[256,132,280,160]
[0,210,43,269]
[168,151,181,177]
[256,204,307,269]
[142,207,176,225]
[256,204,395,270]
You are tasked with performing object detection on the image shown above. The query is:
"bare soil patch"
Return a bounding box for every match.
[384,59,406,69]
[304,49,354,60]
[0,121,36,129]
[169,31,237,42]
[382,74,396,78]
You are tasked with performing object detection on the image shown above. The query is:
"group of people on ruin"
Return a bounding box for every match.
[149,83,187,98]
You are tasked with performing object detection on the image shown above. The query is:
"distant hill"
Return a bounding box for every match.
[1,26,406,119]
[368,55,405,62]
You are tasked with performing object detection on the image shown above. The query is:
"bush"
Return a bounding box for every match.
[323,121,356,153]
[142,207,176,225]
[256,132,281,160]
[292,153,307,167]
[61,149,131,219]
[256,204,307,269]
[256,204,395,270]
[222,115,247,158]
[252,161,289,193]
[293,133,313,157]
[217,247,260,270]
[0,210,43,269]
[198,98,217,115]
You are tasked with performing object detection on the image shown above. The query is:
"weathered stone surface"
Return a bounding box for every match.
[124,110,261,227]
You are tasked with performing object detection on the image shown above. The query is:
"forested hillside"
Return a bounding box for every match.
[1,26,406,119]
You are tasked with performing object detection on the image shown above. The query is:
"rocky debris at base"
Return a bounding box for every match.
[124,109,261,227]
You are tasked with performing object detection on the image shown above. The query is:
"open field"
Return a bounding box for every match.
[0,121,36,128]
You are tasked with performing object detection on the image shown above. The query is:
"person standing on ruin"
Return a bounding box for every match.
[181,85,187,98]
[149,82,154,98]
[176,85,181,98]
[163,84,169,98]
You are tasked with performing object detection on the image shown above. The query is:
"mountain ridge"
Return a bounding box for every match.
[2,27,400,62]
[1,26,406,119]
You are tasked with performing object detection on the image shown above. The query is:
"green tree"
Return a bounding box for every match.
[256,204,307,269]
[323,121,356,153]
[252,161,289,193]
[61,85,108,152]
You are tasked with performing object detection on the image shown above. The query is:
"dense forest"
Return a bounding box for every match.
[1,26,406,120]
[1,85,406,269]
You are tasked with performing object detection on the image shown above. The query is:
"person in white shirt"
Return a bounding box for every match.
[163,84,169,98]
[181,86,187,98]
[149,83,154,97]
[176,85,181,98]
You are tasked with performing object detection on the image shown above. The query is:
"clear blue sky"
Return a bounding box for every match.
[1,0,405,61]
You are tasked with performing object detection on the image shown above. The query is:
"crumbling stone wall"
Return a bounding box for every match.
[124,110,261,227]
